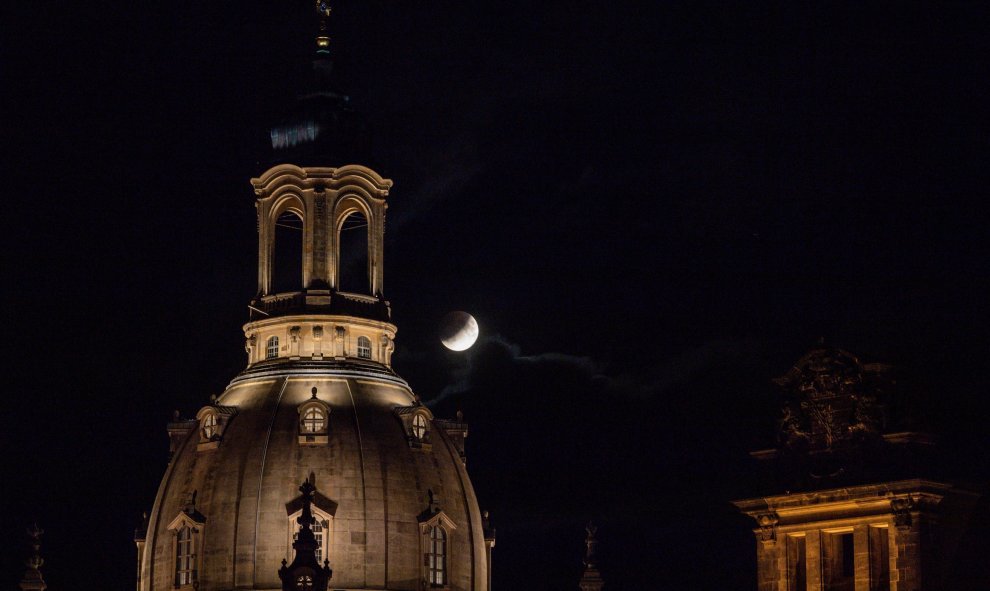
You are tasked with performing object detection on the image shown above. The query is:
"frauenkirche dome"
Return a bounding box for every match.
[135,6,493,591]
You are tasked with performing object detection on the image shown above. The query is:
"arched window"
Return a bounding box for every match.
[267,336,280,359]
[301,407,326,434]
[427,525,447,586]
[338,211,370,294]
[412,414,428,440]
[201,412,218,440]
[175,525,194,586]
[272,210,304,293]
[357,336,372,359]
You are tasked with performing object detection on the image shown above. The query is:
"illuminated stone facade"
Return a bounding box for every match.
[136,160,490,591]
[734,348,977,591]
[135,10,491,588]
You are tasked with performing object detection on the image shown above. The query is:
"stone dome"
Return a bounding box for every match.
[139,360,488,591]
[137,157,491,591]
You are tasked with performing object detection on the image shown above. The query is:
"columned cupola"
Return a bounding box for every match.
[243,1,396,369]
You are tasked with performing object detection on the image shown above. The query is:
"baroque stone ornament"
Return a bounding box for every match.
[774,348,888,453]
[578,522,605,591]
[755,512,779,543]
[279,477,332,591]
[19,523,47,591]
[891,496,915,529]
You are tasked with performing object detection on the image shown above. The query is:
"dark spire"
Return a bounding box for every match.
[269,0,371,167]
[279,476,332,591]
[19,524,47,591]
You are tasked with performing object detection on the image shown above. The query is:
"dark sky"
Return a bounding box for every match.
[3,2,989,590]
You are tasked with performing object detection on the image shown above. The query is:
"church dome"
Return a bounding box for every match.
[137,10,492,587]
[139,362,487,591]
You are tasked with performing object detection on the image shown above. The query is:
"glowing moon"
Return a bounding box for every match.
[440,311,479,351]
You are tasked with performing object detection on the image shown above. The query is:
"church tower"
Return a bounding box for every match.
[137,5,491,591]
[733,347,979,591]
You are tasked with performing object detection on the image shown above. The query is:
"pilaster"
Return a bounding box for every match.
[806,530,822,591]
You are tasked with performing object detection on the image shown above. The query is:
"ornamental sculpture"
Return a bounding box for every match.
[774,348,888,452]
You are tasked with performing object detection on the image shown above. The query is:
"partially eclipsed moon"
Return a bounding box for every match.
[440,311,479,351]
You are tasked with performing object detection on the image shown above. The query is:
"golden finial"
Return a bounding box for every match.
[315,1,331,49]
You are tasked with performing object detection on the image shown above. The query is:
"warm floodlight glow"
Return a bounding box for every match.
[440,311,479,351]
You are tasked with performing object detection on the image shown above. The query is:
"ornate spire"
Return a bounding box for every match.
[19,524,47,591]
[579,522,604,591]
[279,476,332,591]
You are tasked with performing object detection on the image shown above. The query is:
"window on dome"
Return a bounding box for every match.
[427,525,447,586]
[412,414,428,440]
[267,336,280,359]
[288,512,331,564]
[201,412,219,440]
[357,336,372,359]
[175,525,194,587]
[298,392,330,445]
[301,407,326,434]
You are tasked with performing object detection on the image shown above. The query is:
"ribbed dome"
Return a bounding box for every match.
[140,362,488,591]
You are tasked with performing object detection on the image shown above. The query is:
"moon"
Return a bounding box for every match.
[440,311,479,351]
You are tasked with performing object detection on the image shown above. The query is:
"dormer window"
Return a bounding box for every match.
[298,387,330,445]
[413,414,429,440]
[196,404,237,451]
[301,407,326,434]
[418,499,457,588]
[395,405,433,450]
[201,412,219,440]
[175,525,194,586]
[357,336,372,359]
[267,336,280,359]
[427,525,448,586]
[166,507,206,590]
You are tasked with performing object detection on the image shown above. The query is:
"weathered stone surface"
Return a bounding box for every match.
[139,373,488,591]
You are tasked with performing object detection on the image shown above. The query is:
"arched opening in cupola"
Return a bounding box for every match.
[272,210,304,293]
[337,211,370,294]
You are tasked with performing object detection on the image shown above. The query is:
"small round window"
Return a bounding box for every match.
[412,414,428,440]
[301,407,326,434]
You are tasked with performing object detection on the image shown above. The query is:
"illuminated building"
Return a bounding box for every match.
[734,348,978,591]
[134,4,492,590]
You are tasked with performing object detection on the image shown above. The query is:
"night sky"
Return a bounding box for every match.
[3,2,989,590]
